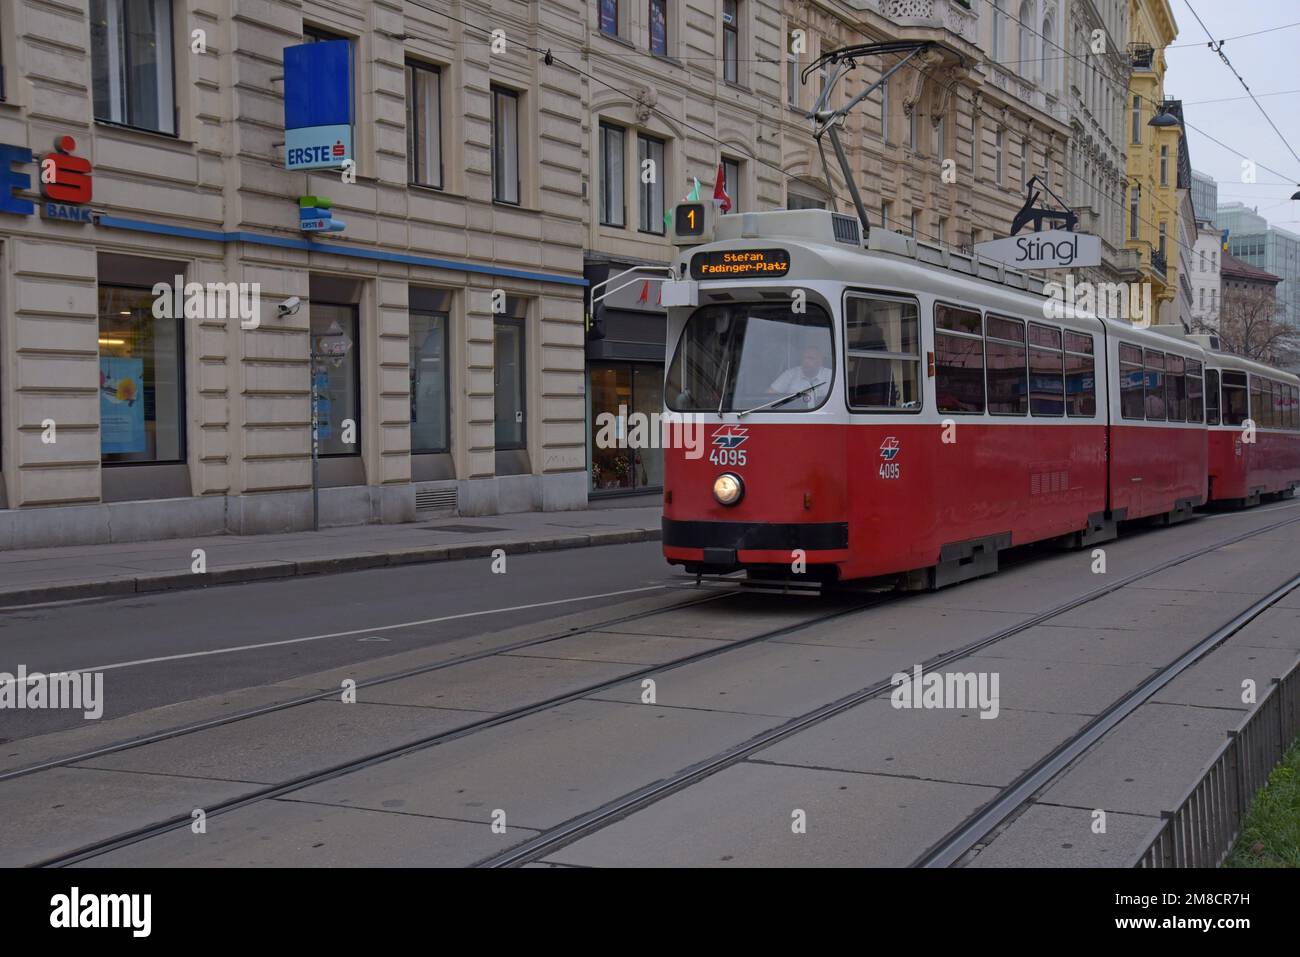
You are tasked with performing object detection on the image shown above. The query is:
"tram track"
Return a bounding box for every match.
[27,587,891,867]
[477,510,1300,867]
[20,508,1300,868]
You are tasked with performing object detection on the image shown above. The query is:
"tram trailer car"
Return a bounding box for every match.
[656,207,1300,589]
[1203,351,1300,507]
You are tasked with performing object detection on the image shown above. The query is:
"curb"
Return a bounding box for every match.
[0,527,664,609]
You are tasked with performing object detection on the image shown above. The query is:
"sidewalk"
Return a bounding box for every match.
[0,495,663,607]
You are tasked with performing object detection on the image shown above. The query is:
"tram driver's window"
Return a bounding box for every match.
[844,294,920,411]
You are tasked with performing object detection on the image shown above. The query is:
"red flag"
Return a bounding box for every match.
[713,162,732,213]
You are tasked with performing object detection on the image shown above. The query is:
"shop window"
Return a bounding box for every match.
[591,363,664,492]
[494,299,528,451]
[406,60,443,188]
[311,303,361,457]
[90,0,176,135]
[98,285,184,463]
[410,290,451,454]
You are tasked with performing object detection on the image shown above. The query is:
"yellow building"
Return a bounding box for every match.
[1124,0,1180,320]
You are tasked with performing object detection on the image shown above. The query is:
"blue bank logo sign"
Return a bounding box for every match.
[283,39,354,171]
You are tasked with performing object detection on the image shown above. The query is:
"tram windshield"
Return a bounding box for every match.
[667,303,834,413]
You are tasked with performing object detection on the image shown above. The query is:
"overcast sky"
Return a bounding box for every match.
[1162,0,1300,230]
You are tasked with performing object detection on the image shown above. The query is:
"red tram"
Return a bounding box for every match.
[656,207,1300,588]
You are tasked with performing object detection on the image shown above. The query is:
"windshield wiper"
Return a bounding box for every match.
[736,383,819,417]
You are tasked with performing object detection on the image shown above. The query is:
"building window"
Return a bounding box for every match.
[98,285,184,463]
[722,157,741,212]
[491,86,520,205]
[908,108,917,150]
[1131,94,1141,144]
[649,0,668,57]
[935,113,946,159]
[494,301,528,451]
[881,199,892,229]
[1017,2,1034,76]
[1159,145,1168,186]
[788,188,826,210]
[90,0,176,134]
[1199,288,1204,310]
[1020,137,1030,189]
[991,0,1005,61]
[936,216,947,242]
[880,76,889,141]
[638,133,666,234]
[1041,16,1054,89]
[787,33,800,109]
[723,1,739,84]
[600,0,620,36]
[406,61,442,189]
[599,122,625,227]
[1158,222,1166,257]
[994,129,1004,185]
[311,303,361,457]
[1129,184,1140,239]
[410,291,451,454]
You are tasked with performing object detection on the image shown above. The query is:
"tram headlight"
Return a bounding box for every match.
[712,472,744,506]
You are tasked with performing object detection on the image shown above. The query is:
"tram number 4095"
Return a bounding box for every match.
[879,462,900,480]
[709,448,747,466]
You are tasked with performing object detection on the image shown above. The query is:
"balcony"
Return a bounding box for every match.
[1151,248,1167,278]
[869,0,981,44]
[1128,43,1154,70]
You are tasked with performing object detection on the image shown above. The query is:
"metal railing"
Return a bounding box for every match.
[1133,664,1300,867]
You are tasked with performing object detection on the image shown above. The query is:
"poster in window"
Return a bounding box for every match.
[100,357,146,454]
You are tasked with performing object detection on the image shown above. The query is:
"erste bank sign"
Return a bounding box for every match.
[283,40,354,171]
[0,135,94,223]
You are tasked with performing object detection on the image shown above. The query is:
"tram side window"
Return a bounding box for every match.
[1292,385,1299,429]
[1064,332,1096,417]
[933,303,985,414]
[1204,368,1220,425]
[1165,354,1186,421]
[1250,376,1263,427]
[844,294,921,411]
[1028,323,1065,416]
[986,315,1028,415]
[1144,349,1166,420]
[1119,343,1145,420]
[1221,371,1248,426]
[1263,379,1276,429]
[1186,359,1204,424]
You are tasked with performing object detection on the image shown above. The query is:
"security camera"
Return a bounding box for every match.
[277,296,301,316]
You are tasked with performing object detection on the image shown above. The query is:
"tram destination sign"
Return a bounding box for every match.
[690,248,791,280]
[974,230,1101,269]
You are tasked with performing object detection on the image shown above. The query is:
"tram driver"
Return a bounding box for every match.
[768,342,832,406]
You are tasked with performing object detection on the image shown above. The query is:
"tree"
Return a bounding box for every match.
[1209,282,1298,367]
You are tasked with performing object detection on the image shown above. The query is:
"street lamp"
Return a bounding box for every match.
[1147,109,1180,128]
[1291,185,1300,200]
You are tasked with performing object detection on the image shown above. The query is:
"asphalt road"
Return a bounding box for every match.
[0,540,679,739]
